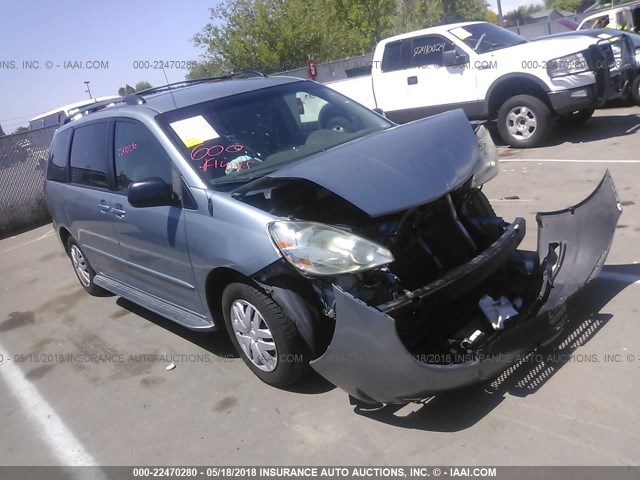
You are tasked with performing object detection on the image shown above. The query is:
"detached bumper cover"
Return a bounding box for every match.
[310,172,621,404]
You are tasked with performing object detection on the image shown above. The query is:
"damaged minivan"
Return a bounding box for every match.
[45,74,621,405]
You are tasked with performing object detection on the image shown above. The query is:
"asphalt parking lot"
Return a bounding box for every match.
[1,107,639,467]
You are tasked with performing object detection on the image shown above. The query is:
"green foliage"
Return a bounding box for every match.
[504,3,544,27]
[13,126,28,134]
[118,84,135,96]
[134,81,153,92]
[188,0,491,78]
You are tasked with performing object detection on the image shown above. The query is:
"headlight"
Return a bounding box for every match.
[268,221,395,276]
[472,124,499,188]
[547,52,589,78]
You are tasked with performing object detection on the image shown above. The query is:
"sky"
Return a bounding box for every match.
[0,0,218,132]
[0,0,538,133]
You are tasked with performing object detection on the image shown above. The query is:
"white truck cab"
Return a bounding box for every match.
[328,21,616,147]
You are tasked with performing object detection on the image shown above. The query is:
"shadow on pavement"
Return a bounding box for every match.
[114,297,336,395]
[352,263,640,431]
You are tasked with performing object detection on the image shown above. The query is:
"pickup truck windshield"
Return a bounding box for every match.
[449,23,527,53]
[157,82,392,186]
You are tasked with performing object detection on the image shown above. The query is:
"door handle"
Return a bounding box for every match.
[99,200,111,214]
[407,76,418,85]
[112,203,126,218]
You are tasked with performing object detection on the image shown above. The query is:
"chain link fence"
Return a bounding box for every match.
[0,126,57,238]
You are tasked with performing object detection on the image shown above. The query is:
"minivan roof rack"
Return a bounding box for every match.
[131,70,267,100]
[62,70,267,124]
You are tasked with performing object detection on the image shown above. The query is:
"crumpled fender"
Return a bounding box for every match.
[310,172,621,404]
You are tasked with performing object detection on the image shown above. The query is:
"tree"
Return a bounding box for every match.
[118,84,135,96]
[395,0,490,32]
[0,123,5,137]
[189,0,396,76]
[504,3,544,27]
[134,81,153,92]
[13,126,28,134]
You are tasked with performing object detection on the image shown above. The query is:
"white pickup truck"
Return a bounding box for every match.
[327,21,615,147]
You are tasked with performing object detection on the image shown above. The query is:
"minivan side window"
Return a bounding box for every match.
[69,122,110,188]
[47,128,72,182]
[113,121,173,190]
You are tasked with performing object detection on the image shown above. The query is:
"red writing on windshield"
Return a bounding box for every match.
[117,142,137,156]
[190,144,244,161]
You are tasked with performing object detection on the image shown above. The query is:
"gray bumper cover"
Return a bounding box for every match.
[310,172,621,404]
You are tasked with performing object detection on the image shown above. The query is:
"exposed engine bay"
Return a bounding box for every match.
[241,176,548,364]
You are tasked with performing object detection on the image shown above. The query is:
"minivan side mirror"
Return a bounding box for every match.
[442,49,469,67]
[127,178,174,208]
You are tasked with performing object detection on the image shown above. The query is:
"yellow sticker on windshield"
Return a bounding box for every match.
[170,115,219,148]
[450,27,472,40]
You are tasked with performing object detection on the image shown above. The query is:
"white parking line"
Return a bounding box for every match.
[0,344,103,469]
[0,228,55,255]
[501,159,640,163]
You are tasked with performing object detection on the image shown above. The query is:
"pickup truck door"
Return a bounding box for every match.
[371,40,411,113]
[388,34,479,123]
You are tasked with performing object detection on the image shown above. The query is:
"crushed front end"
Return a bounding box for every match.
[309,172,621,404]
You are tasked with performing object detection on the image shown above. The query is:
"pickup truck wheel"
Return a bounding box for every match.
[557,108,595,126]
[66,238,107,296]
[222,282,309,388]
[631,75,640,106]
[497,95,551,148]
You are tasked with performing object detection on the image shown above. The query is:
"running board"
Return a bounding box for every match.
[94,274,214,330]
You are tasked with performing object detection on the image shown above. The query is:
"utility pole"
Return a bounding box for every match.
[496,0,503,24]
[84,81,93,100]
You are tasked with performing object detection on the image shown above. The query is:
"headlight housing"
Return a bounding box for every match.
[268,221,395,276]
[547,52,590,78]
[471,124,499,188]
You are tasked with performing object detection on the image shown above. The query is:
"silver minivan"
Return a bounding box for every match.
[45,74,621,405]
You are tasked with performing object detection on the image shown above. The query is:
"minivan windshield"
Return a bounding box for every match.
[157,81,393,186]
[449,23,527,53]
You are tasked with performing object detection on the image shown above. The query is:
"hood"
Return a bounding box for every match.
[234,109,480,218]
[485,35,599,62]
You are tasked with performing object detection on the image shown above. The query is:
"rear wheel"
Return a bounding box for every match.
[222,282,309,387]
[497,95,551,148]
[557,108,595,126]
[66,237,106,296]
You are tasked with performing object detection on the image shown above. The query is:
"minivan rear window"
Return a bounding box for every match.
[70,122,110,188]
[47,129,72,182]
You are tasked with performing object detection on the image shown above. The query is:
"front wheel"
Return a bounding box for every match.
[221,282,309,387]
[631,75,640,106]
[557,108,595,126]
[497,95,552,148]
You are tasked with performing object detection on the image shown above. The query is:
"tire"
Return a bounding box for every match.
[497,95,552,148]
[66,237,106,296]
[221,282,309,387]
[632,74,640,106]
[325,115,355,133]
[557,108,595,126]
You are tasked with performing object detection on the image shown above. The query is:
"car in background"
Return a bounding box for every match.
[577,3,640,31]
[45,74,621,405]
[0,138,31,170]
